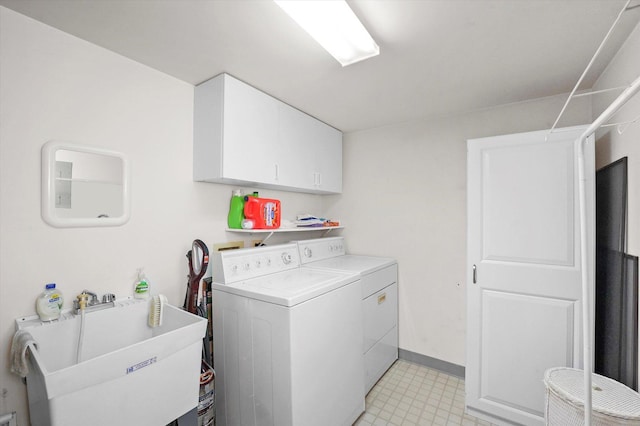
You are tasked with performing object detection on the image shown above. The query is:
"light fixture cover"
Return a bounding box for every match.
[275,0,380,66]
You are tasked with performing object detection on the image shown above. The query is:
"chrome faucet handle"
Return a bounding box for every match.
[102,293,116,303]
[82,290,99,305]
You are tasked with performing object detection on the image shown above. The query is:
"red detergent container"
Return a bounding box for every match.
[243,196,281,229]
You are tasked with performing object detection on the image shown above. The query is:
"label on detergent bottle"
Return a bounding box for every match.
[264,202,277,227]
[243,197,281,229]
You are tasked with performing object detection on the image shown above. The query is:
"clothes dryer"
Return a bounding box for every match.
[211,243,364,426]
[295,237,398,394]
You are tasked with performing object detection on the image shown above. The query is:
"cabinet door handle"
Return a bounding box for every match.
[275,164,279,181]
[472,264,477,284]
[378,293,386,304]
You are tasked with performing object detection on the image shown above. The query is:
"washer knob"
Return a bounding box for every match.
[282,252,293,264]
[304,247,313,258]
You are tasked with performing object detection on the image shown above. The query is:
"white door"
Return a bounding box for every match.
[466,127,594,425]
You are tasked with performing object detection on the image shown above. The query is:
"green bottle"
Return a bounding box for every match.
[227,190,244,229]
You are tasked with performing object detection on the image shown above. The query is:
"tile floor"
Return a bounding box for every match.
[354,360,497,426]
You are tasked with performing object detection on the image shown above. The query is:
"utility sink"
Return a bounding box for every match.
[16,298,207,426]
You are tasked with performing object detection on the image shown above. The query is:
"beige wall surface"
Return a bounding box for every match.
[3,5,638,425]
[0,7,324,423]
[325,96,592,366]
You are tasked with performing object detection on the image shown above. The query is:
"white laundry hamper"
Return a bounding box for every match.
[544,368,640,425]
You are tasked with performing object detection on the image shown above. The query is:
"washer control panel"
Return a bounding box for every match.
[296,237,345,264]
[213,243,300,284]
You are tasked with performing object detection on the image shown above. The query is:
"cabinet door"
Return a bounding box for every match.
[313,125,342,193]
[279,104,342,193]
[466,127,594,425]
[194,73,342,193]
[223,75,279,185]
[278,103,316,190]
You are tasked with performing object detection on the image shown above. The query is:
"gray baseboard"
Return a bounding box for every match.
[398,348,465,378]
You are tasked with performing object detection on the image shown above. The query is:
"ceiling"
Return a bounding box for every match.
[1,0,639,133]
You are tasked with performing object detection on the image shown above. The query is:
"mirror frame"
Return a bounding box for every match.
[41,140,131,228]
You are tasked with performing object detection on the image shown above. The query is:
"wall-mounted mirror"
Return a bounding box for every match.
[41,140,130,227]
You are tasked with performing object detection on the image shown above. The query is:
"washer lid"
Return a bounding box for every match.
[212,268,359,307]
[303,255,396,275]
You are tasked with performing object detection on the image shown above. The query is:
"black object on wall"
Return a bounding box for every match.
[596,157,627,252]
[594,157,638,390]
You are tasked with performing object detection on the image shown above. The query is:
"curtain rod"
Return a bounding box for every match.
[547,0,632,141]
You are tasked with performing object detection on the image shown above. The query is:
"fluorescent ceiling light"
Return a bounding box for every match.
[275,0,380,67]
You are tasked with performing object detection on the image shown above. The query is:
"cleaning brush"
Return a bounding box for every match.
[148,294,167,327]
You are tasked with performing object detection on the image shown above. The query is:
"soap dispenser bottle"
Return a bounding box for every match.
[133,268,150,299]
[36,283,63,321]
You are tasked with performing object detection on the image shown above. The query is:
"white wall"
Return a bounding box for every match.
[0,8,324,424]
[2,5,636,424]
[325,96,592,366]
[592,20,640,256]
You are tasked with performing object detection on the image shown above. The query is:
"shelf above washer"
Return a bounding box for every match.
[226,226,343,244]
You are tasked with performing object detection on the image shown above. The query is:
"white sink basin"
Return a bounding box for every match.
[16,298,207,426]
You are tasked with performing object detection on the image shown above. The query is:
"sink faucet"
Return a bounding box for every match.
[83,291,99,306]
[73,290,116,314]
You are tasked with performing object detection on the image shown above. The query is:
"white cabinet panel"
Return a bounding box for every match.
[278,103,342,193]
[194,74,342,194]
[312,122,342,193]
[278,103,316,190]
[223,76,279,185]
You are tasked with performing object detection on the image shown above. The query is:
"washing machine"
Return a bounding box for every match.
[211,243,364,426]
[295,236,398,394]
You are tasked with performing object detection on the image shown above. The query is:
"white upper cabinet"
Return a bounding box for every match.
[312,120,342,193]
[278,103,342,193]
[194,73,342,194]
